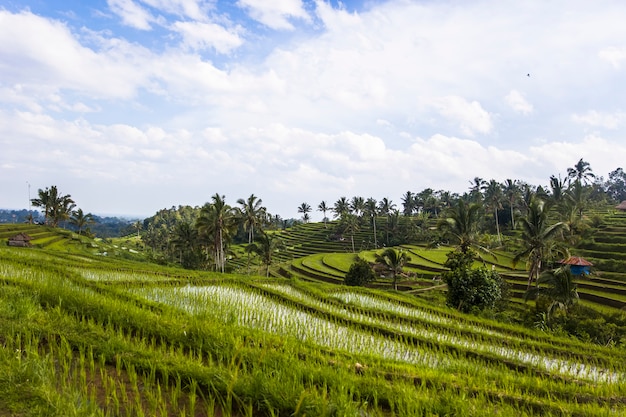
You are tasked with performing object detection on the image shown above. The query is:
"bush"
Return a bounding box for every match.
[344,258,376,286]
[442,250,504,313]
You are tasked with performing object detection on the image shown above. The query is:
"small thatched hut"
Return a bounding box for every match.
[7,233,33,247]
[616,201,626,211]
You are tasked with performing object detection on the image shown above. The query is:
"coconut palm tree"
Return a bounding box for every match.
[503,179,519,229]
[171,222,200,268]
[364,197,379,248]
[317,201,329,227]
[333,197,350,220]
[70,208,94,235]
[401,191,415,216]
[349,196,365,217]
[567,158,595,186]
[378,197,396,245]
[514,197,568,289]
[196,194,238,273]
[341,213,360,253]
[374,248,411,290]
[482,179,504,244]
[31,185,74,227]
[297,202,312,223]
[524,266,579,319]
[247,232,284,277]
[468,177,486,203]
[237,194,266,244]
[438,199,484,255]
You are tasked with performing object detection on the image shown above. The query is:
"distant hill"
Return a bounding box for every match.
[0,208,140,238]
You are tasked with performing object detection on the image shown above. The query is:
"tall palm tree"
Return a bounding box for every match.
[438,199,484,255]
[297,202,312,223]
[468,177,486,203]
[514,197,568,289]
[349,196,365,217]
[171,222,199,268]
[364,197,378,248]
[317,201,329,227]
[247,232,284,277]
[341,213,360,253]
[31,185,74,227]
[70,208,94,235]
[237,194,266,244]
[378,197,396,246]
[503,179,519,229]
[524,266,579,319]
[567,158,595,186]
[196,194,237,273]
[333,197,350,220]
[374,248,411,290]
[401,191,415,216]
[482,179,503,244]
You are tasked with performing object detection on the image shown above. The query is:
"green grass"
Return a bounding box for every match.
[1,241,626,416]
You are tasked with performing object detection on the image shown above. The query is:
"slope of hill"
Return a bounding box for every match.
[1,236,625,415]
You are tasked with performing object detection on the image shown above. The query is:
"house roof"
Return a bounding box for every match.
[9,233,33,241]
[558,256,593,266]
[616,201,626,210]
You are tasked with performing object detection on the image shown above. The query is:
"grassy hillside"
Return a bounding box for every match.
[1,232,626,415]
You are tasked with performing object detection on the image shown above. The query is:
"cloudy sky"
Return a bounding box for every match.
[1,0,625,219]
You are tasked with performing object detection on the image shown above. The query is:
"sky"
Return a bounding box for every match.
[1,0,625,220]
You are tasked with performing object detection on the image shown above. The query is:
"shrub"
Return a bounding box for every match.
[344,258,376,286]
[442,250,504,313]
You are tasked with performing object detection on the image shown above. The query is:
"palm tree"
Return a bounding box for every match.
[401,191,415,216]
[247,232,284,277]
[349,196,365,217]
[524,266,579,319]
[374,248,411,290]
[171,222,199,268]
[31,185,74,227]
[468,177,486,203]
[567,158,595,186]
[364,197,378,248]
[237,194,266,244]
[297,202,312,223]
[333,197,350,220]
[70,208,94,235]
[514,197,568,289]
[196,194,238,272]
[438,199,484,255]
[482,179,503,244]
[341,214,360,253]
[378,197,396,245]
[503,179,519,229]
[318,201,329,227]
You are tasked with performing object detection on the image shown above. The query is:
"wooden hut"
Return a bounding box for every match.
[616,201,626,211]
[7,233,33,247]
[559,256,593,276]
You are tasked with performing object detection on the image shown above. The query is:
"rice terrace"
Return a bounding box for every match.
[3,164,626,416]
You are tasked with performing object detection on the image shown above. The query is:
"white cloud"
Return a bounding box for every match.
[171,21,243,54]
[107,0,154,30]
[430,96,493,136]
[505,90,533,115]
[598,46,626,69]
[572,110,626,129]
[139,0,212,21]
[237,0,310,30]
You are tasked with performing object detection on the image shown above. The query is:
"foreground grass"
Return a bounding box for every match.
[1,245,625,416]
